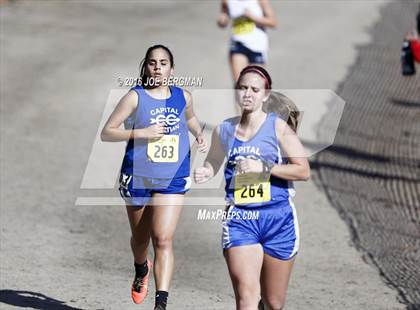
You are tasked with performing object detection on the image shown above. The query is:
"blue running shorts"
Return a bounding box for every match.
[229,40,267,64]
[119,172,191,207]
[222,199,299,260]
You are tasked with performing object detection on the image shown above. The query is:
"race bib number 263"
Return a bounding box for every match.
[147,135,179,163]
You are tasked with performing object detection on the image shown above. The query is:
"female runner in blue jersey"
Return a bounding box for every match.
[194,65,309,310]
[101,45,207,310]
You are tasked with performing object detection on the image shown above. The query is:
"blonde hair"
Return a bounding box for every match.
[263,91,300,132]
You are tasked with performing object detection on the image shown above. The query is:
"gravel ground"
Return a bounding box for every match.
[0,1,407,309]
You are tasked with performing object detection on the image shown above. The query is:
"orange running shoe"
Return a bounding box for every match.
[131,258,152,304]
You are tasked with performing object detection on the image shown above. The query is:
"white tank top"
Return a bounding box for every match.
[228,0,268,53]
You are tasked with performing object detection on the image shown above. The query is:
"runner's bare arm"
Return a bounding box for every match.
[194,126,225,183]
[184,89,204,138]
[244,0,277,28]
[217,0,230,28]
[184,89,208,152]
[203,126,226,177]
[270,118,310,181]
[101,90,165,141]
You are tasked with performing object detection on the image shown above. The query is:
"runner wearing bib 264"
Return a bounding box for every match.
[194,65,309,310]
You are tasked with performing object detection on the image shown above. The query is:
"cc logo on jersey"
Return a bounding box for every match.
[150,114,180,126]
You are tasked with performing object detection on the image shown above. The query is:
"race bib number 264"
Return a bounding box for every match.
[234,173,271,204]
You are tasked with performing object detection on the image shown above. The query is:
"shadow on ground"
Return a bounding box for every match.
[0,290,83,310]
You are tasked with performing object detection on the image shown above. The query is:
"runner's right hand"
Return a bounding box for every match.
[194,167,213,184]
[141,123,166,139]
[217,13,229,28]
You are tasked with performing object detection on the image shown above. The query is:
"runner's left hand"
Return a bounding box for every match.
[196,134,208,153]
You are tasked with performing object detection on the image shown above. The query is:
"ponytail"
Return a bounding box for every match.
[263,91,300,132]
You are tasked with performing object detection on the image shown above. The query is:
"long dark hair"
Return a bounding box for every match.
[263,91,300,132]
[138,44,174,86]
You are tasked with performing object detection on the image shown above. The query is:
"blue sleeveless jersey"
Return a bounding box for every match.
[121,85,190,179]
[219,113,294,208]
